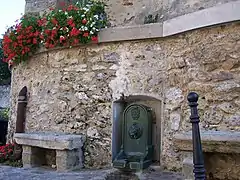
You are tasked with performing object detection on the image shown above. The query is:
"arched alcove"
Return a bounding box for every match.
[112,94,163,165]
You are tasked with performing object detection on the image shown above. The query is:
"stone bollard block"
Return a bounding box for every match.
[182,152,194,180]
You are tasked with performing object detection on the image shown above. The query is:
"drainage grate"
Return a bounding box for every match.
[105,171,139,180]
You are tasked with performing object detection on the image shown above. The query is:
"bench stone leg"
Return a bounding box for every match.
[182,152,194,180]
[22,146,45,168]
[56,149,83,171]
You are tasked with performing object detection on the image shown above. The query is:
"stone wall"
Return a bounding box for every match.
[0,85,10,108]
[9,22,240,170]
[162,0,238,20]
[25,0,238,27]
[9,46,115,168]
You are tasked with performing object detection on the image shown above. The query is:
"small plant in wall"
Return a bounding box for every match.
[0,143,15,163]
[0,108,9,121]
[2,0,107,66]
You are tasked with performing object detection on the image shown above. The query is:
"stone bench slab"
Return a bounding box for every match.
[174,131,240,153]
[14,132,85,150]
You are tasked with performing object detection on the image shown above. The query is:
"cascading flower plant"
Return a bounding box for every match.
[41,1,107,48]
[3,15,42,65]
[2,0,107,66]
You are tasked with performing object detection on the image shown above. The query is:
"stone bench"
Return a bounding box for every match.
[14,132,85,171]
[173,131,240,179]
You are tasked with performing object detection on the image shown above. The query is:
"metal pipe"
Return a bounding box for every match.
[112,98,125,162]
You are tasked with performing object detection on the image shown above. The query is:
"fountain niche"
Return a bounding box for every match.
[112,95,162,171]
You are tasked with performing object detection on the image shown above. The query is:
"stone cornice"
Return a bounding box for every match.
[163,0,240,36]
[98,23,163,43]
[99,0,240,42]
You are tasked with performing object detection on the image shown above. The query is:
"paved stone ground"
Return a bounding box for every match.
[0,165,183,180]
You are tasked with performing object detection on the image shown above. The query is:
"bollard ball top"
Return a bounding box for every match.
[187,92,199,102]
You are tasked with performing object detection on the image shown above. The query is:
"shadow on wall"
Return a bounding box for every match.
[0,85,10,145]
[0,108,9,145]
[204,152,240,180]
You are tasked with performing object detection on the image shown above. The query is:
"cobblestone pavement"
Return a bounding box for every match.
[0,165,183,180]
[0,166,110,180]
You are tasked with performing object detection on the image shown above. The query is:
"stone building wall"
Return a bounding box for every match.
[0,85,10,108]
[25,0,238,26]
[162,0,238,20]
[9,22,240,169]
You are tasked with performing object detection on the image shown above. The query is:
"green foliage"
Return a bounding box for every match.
[0,40,11,85]
[144,14,159,24]
[1,159,23,167]
[0,108,9,121]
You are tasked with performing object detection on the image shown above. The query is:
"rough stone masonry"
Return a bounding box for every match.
[25,0,237,26]
[9,21,240,171]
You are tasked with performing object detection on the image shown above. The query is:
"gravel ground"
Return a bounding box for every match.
[0,165,183,180]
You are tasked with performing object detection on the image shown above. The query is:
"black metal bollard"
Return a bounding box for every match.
[187,92,206,180]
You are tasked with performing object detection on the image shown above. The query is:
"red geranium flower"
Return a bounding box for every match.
[82,19,87,24]
[70,27,80,36]
[33,38,38,44]
[91,36,98,42]
[73,39,79,45]
[51,18,58,25]
[83,32,89,37]
[59,36,66,43]
[44,29,51,35]
[67,18,75,27]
